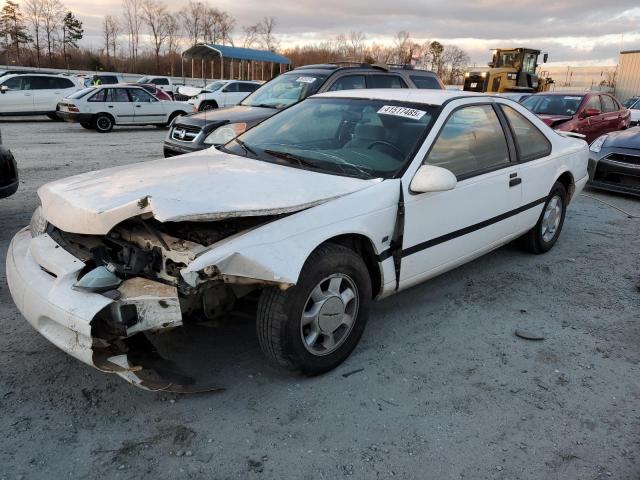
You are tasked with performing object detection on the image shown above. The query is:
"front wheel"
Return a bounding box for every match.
[520,181,567,254]
[257,243,371,375]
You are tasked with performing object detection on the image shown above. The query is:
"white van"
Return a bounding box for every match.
[0,74,80,119]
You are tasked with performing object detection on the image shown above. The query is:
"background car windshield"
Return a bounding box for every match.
[623,97,638,108]
[522,95,584,116]
[204,81,226,92]
[241,73,329,108]
[226,97,435,179]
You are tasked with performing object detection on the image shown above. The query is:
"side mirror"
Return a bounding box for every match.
[0,85,7,94]
[543,53,549,63]
[583,108,601,118]
[410,165,457,194]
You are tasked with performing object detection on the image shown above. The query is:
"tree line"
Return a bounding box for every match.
[0,0,471,84]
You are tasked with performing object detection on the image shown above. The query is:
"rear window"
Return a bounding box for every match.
[69,87,95,99]
[410,75,441,89]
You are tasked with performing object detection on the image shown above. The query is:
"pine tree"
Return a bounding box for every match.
[0,1,32,64]
[62,11,82,68]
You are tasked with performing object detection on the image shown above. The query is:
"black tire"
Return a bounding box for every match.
[80,122,93,130]
[520,181,567,254]
[257,243,371,375]
[93,114,114,133]
[199,102,218,112]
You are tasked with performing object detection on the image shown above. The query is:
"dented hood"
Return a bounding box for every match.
[39,149,379,235]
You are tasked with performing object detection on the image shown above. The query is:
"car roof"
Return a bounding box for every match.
[530,91,588,96]
[3,73,68,79]
[314,88,487,105]
[293,64,438,75]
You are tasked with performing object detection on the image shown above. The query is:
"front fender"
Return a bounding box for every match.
[181,180,400,287]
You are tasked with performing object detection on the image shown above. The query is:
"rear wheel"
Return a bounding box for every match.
[520,181,567,254]
[93,114,114,133]
[257,243,371,375]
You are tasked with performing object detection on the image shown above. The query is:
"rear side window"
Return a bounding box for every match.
[584,95,602,112]
[88,89,107,102]
[425,104,510,178]
[601,95,618,113]
[410,75,441,89]
[328,75,366,92]
[501,105,551,162]
[224,82,239,92]
[70,87,95,99]
[106,88,130,102]
[128,89,156,102]
[239,83,259,92]
[151,78,169,85]
[101,76,118,84]
[369,75,407,89]
[53,77,75,89]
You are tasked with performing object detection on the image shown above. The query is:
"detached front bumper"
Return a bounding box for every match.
[5,228,203,391]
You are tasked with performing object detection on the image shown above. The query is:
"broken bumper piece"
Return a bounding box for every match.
[6,228,220,393]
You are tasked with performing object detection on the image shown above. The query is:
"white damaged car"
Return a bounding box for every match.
[6,89,588,390]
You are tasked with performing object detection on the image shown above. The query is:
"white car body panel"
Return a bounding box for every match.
[630,106,640,125]
[188,80,260,110]
[59,85,191,126]
[38,149,379,235]
[6,88,589,388]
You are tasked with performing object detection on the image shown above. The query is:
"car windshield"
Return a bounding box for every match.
[522,94,584,116]
[223,97,436,179]
[623,97,639,108]
[69,87,96,99]
[241,72,329,109]
[204,81,226,92]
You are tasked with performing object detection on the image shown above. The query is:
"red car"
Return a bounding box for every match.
[122,83,173,101]
[521,92,630,143]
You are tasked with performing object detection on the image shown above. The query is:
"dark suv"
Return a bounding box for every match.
[0,129,18,198]
[163,63,444,157]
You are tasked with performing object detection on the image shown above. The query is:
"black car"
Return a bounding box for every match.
[588,127,640,197]
[0,129,18,198]
[163,63,444,157]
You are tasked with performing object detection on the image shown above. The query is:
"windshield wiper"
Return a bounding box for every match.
[235,138,258,157]
[246,103,281,109]
[264,149,317,169]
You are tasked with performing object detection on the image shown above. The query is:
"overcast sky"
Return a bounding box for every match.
[30,0,640,65]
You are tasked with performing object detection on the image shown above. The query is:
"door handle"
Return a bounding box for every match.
[509,177,522,187]
[136,105,142,108]
[107,105,114,108]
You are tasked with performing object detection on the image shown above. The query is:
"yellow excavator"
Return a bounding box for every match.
[463,48,554,93]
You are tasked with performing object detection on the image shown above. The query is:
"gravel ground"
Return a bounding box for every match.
[1,118,639,480]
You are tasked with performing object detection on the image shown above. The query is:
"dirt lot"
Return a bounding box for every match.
[1,118,639,480]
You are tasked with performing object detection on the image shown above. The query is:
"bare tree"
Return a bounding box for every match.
[165,14,180,75]
[180,0,204,46]
[141,0,168,72]
[41,0,64,63]
[242,24,259,48]
[348,31,365,60]
[441,44,469,84]
[122,0,143,70]
[102,15,119,66]
[24,0,44,66]
[258,16,278,52]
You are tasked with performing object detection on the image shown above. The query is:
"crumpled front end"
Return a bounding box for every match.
[5,227,213,392]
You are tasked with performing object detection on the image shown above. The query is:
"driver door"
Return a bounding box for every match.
[400,103,522,288]
[129,88,166,123]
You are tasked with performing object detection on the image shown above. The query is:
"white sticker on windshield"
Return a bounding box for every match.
[377,105,427,120]
[296,76,317,84]
[564,96,583,100]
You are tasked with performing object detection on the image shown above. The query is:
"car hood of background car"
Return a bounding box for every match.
[177,105,279,128]
[602,127,640,150]
[38,149,380,235]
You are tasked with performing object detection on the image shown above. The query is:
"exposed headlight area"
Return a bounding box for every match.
[590,134,608,153]
[29,206,49,238]
[203,123,247,145]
